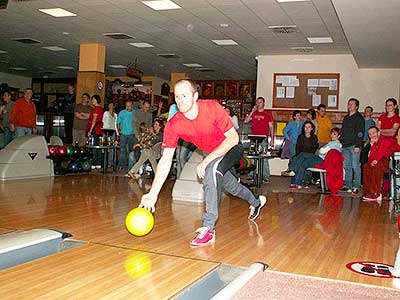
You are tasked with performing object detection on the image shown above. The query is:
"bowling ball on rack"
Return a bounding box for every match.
[58,145,67,156]
[125,208,154,237]
[68,160,80,172]
[66,145,74,156]
[48,145,58,157]
[81,160,91,171]
[73,147,81,157]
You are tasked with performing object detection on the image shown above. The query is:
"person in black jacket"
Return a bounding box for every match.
[340,98,365,194]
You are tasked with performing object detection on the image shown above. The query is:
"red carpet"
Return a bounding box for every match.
[234,270,400,300]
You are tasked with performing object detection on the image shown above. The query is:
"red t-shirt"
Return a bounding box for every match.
[162,101,233,153]
[86,106,104,135]
[251,110,273,135]
[379,113,400,141]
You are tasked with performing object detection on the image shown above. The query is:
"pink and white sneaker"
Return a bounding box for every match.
[190,227,215,246]
[289,184,302,190]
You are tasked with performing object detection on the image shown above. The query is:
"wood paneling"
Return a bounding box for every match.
[0,244,218,300]
[0,175,398,297]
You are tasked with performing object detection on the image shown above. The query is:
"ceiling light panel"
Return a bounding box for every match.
[276,0,310,3]
[307,37,333,43]
[42,46,68,51]
[12,38,41,44]
[103,33,135,40]
[109,65,127,69]
[183,63,203,67]
[0,50,7,54]
[212,39,238,46]
[38,8,77,18]
[56,66,74,70]
[142,0,181,11]
[10,67,27,71]
[129,42,155,48]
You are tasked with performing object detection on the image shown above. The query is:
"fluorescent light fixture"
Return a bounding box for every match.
[0,50,7,54]
[307,37,333,43]
[268,25,296,29]
[183,63,203,68]
[129,42,155,48]
[276,0,309,3]
[42,46,67,51]
[56,66,74,70]
[109,65,127,69]
[10,67,27,71]
[142,0,181,11]
[39,8,77,18]
[220,24,229,28]
[212,39,238,46]
[291,58,315,62]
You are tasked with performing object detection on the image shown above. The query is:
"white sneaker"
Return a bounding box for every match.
[249,195,267,221]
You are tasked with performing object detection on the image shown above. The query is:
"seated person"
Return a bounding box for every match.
[127,120,164,179]
[363,126,399,201]
[288,121,319,189]
[317,128,342,159]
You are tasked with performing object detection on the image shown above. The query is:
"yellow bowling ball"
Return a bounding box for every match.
[125,208,154,236]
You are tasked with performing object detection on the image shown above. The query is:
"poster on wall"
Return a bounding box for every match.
[226,82,238,97]
[328,95,337,107]
[214,82,225,97]
[202,81,213,97]
[312,95,321,106]
[276,87,285,98]
[286,87,295,98]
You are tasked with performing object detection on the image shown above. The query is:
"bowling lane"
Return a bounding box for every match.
[0,243,219,300]
[0,228,15,234]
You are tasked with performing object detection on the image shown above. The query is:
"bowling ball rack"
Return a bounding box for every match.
[47,145,92,175]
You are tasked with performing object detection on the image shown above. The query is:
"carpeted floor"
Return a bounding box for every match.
[234,270,400,300]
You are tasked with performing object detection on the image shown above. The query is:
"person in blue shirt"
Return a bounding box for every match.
[117,100,135,170]
[363,106,375,142]
[283,110,305,158]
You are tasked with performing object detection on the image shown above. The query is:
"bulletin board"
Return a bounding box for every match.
[272,73,340,109]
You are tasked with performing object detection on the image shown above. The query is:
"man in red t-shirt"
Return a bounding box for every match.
[9,88,37,138]
[244,97,274,181]
[139,79,267,246]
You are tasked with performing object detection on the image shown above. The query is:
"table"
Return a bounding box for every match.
[85,145,120,175]
[244,153,276,189]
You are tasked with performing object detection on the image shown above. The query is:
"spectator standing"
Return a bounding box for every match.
[244,96,274,182]
[316,104,333,144]
[1,91,14,145]
[132,100,153,142]
[64,84,76,143]
[73,93,91,146]
[225,106,239,131]
[10,88,37,138]
[86,95,104,168]
[377,98,400,144]
[117,100,135,170]
[340,98,365,194]
[363,106,376,142]
[283,110,305,158]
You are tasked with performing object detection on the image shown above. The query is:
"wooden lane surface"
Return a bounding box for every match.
[0,175,399,289]
[0,243,219,300]
[0,228,15,234]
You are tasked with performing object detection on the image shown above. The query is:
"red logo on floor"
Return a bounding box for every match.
[346,261,400,278]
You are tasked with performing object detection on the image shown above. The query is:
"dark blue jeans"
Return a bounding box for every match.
[119,134,135,168]
[290,152,323,186]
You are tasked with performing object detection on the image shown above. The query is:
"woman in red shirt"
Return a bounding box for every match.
[85,95,104,169]
[86,95,104,138]
[377,98,400,143]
